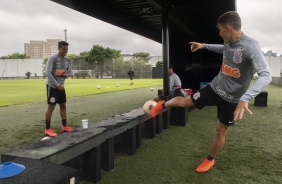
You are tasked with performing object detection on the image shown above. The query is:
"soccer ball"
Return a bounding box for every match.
[41,136,51,141]
[142,100,157,115]
[116,84,120,87]
[97,86,101,89]
[150,87,154,91]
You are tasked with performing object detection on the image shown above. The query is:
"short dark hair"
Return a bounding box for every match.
[58,41,69,49]
[217,11,241,30]
[169,64,173,69]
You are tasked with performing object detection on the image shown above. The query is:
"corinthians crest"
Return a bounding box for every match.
[233,48,242,63]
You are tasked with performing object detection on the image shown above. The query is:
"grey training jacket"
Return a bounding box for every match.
[46,54,72,89]
[203,33,272,103]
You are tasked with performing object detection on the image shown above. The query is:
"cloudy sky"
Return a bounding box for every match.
[0,0,281,57]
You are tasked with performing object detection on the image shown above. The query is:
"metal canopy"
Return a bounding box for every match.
[50,0,236,90]
[50,0,236,44]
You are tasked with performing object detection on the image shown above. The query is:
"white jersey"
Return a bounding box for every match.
[203,33,272,103]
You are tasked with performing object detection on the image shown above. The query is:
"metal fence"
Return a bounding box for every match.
[71,57,153,79]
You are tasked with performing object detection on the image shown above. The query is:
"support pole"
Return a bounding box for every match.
[162,8,170,128]
[162,9,170,97]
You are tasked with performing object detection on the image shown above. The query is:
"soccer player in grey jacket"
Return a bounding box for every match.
[45,41,73,137]
[150,11,272,172]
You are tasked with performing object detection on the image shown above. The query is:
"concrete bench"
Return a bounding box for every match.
[254,91,268,107]
[1,108,171,183]
[0,157,79,184]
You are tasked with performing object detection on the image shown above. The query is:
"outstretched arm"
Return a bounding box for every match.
[190,42,224,54]
[189,42,204,52]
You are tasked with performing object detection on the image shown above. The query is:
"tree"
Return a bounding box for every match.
[67,53,81,61]
[42,58,48,77]
[156,61,163,67]
[105,47,121,58]
[25,71,32,79]
[79,51,90,61]
[132,52,151,62]
[88,45,106,65]
[1,52,29,59]
[88,45,121,64]
[67,52,90,71]
[87,45,121,75]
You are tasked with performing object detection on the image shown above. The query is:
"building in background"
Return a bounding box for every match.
[24,40,44,58]
[264,50,278,57]
[24,39,61,59]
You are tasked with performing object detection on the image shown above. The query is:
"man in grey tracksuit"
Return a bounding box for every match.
[45,41,73,137]
[153,64,184,101]
[150,11,272,172]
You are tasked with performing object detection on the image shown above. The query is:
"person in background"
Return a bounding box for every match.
[128,68,135,85]
[153,64,186,101]
[45,41,73,137]
[150,11,272,173]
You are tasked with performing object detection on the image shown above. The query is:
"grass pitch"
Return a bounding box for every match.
[0,79,281,184]
[0,78,162,107]
[97,82,282,184]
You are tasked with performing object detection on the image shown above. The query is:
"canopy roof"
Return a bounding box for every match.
[51,0,236,43]
[50,0,236,89]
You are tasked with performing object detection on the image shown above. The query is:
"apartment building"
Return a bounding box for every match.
[24,39,61,59]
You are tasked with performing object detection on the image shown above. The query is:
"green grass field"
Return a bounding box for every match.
[0,78,162,107]
[0,79,282,184]
[97,83,282,184]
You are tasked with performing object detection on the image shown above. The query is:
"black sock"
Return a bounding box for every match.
[46,121,51,129]
[207,155,214,161]
[62,119,67,126]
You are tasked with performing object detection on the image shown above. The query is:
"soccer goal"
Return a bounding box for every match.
[72,70,92,79]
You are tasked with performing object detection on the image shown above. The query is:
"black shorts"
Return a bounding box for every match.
[46,85,66,105]
[191,85,237,126]
[159,88,188,100]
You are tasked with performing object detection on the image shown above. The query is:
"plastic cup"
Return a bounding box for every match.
[82,119,88,129]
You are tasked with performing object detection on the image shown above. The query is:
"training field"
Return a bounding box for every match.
[0,78,162,162]
[99,83,282,184]
[0,79,282,184]
[0,78,162,107]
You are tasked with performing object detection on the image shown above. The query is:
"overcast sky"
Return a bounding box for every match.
[1,0,281,57]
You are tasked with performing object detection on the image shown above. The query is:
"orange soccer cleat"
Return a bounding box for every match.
[62,125,73,132]
[45,128,57,137]
[150,100,165,118]
[195,158,215,173]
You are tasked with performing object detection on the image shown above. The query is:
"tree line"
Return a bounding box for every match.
[1,53,29,59]
[2,44,163,78]
[40,44,161,78]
